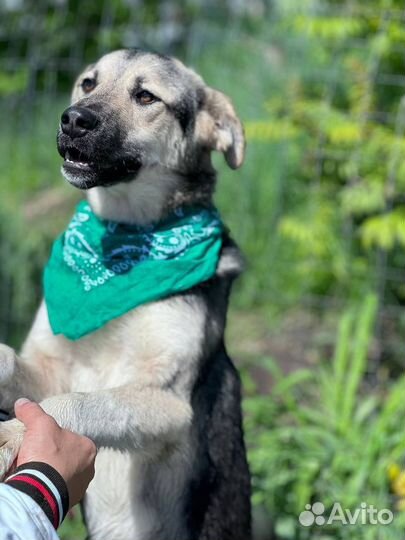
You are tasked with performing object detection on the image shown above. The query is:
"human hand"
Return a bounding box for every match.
[14,398,97,507]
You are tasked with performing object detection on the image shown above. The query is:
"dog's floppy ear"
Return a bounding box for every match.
[195,87,245,169]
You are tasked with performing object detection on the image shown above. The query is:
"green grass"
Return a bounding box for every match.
[59,507,86,540]
[244,295,405,539]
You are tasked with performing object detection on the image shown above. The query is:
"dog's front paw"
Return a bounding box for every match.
[0,345,16,384]
[0,419,24,480]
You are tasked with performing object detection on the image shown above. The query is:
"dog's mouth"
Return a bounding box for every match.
[64,148,95,171]
[59,142,142,189]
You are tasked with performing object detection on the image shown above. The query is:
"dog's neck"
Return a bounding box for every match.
[86,165,216,225]
[86,167,183,225]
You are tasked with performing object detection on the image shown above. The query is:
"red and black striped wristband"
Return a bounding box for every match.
[6,461,69,529]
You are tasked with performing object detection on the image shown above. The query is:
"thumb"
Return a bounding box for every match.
[14,398,46,427]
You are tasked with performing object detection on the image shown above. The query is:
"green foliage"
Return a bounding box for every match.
[361,208,405,250]
[242,0,405,307]
[58,507,86,540]
[0,70,28,96]
[244,294,405,539]
[0,98,77,344]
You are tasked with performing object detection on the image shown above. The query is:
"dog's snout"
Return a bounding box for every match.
[60,106,99,139]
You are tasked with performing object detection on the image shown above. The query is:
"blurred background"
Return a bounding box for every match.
[0,0,404,538]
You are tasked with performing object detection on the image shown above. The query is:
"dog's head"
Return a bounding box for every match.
[57,49,245,199]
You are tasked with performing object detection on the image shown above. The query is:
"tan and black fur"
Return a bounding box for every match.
[0,49,251,540]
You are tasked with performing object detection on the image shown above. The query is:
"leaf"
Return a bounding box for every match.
[341,181,386,215]
[339,294,378,432]
[245,119,299,141]
[361,208,405,249]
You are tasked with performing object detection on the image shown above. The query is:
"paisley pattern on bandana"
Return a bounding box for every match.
[44,201,224,340]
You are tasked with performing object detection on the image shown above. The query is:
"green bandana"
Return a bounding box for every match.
[44,201,223,340]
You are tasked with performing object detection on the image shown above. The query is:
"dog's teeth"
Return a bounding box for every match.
[64,158,90,168]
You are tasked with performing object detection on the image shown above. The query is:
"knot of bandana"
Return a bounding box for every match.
[44,201,224,340]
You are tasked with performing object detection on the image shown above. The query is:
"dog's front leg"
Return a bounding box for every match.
[39,385,192,453]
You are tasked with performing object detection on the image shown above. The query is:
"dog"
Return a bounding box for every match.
[0,49,251,540]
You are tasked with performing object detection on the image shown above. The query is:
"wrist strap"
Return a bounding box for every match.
[6,461,69,528]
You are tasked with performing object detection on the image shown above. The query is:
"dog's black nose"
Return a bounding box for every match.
[60,106,99,139]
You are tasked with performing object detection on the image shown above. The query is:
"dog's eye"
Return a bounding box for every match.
[81,78,97,94]
[135,90,158,105]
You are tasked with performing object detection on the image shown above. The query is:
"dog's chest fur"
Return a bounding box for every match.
[22,291,218,539]
[24,292,211,396]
